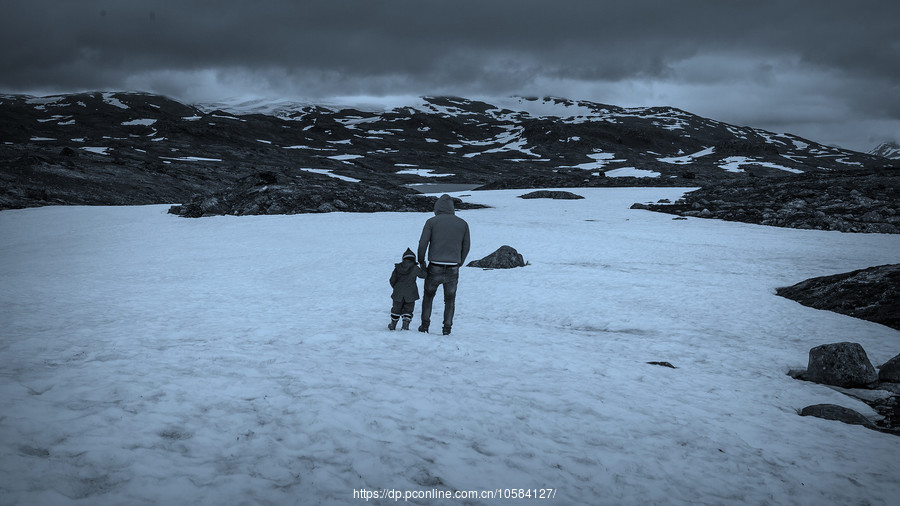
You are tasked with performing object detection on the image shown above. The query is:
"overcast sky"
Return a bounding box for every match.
[2,0,898,151]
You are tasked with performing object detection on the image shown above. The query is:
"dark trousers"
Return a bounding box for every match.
[421,264,459,328]
[391,299,415,320]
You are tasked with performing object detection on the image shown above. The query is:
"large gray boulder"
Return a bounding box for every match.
[467,246,526,269]
[799,404,875,429]
[805,342,878,387]
[879,354,900,383]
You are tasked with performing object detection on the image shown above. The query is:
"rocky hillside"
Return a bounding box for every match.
[1,92,893,212]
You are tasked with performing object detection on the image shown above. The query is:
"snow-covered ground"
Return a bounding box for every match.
[1,188,899,505]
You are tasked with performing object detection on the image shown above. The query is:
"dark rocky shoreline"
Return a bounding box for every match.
[776,264,900,331]
[634,168,900,233]
[167,171,486,217]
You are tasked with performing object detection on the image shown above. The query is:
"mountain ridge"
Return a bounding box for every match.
[1,91,894,212]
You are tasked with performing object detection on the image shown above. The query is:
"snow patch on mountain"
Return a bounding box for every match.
[604,167,662,178]
[719,157,803,174]
[122,118,157,126]
[658,147,716,165]
[159,156,222,162]
[462,126,539,158]
[566,152,621,170]
[395,168,454,177]
[300,168,360,183]
[328,154,363,162]
[81,146,111,155]
[486,96,598,119]
[102,92,129,109]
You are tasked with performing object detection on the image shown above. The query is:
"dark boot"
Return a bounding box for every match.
[418,322,429,333]
[401,316,411,330]
[388,316,399,330]
[442,326,451,335]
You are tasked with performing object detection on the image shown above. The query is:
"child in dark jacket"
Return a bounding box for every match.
[389,248,426,330]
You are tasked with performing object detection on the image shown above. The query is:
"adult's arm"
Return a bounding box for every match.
[417,221,432,265]
[460,223,471,266]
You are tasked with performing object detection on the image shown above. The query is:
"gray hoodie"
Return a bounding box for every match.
[417,194,471,266]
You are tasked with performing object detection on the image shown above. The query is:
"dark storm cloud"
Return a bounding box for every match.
[4,0,892,87]
[2,0,898,150]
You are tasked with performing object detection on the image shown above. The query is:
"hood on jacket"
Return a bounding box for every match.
[402,247,416,260]
[395,260,417,275]
[434,194,455,216]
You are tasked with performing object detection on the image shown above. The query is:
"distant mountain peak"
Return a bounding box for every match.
[869,141,900,160]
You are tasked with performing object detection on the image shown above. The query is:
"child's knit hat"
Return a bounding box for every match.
[402,248,416,260]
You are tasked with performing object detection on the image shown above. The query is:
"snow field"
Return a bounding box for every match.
[1,188,899,505]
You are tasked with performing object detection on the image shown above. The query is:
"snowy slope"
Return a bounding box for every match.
[2,189,899,505]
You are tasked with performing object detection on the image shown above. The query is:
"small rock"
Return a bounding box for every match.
[799,404,875,428]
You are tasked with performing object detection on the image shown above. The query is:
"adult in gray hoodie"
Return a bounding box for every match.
[417,194,471,335]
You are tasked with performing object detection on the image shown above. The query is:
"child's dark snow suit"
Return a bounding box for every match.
[389,248,426,329]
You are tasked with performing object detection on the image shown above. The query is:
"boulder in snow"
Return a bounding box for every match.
[467,246,526,269]
[805,342,878,387]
